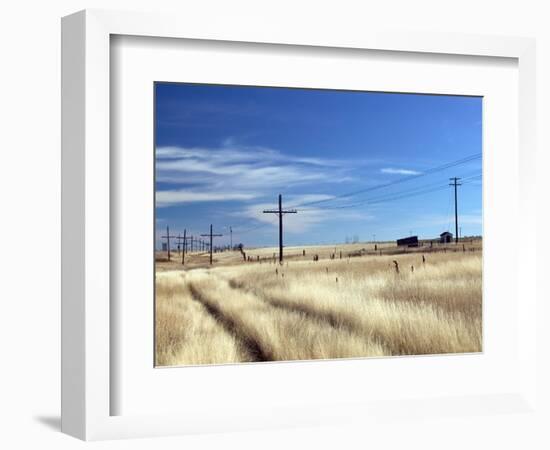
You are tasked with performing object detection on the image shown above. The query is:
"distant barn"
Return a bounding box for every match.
[440,231,453,243]
[396,236,419,247]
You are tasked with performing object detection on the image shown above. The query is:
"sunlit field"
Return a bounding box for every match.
[155,241,482,366]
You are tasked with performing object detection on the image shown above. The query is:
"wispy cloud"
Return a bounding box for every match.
[156,190,258,207]
[380,167,422,175]
[155,144,356,207]
[157,145,348,168]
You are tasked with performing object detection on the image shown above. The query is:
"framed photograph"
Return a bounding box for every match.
[62,9,538,441]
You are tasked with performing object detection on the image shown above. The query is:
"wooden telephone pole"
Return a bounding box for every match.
[201,224,223,265]
[263,194,297,263]
[175,229,188,264]
[161,225,177,261]
[449,177,462,244]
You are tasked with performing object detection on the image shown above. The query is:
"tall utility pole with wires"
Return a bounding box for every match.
[201,224,223,265]
[161,226,177,261]
[450,177,462,244]
[176,229,187,265]
[263,194,297,264]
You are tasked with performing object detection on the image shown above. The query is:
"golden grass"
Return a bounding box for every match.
[155,248,482,366]
[155,272,253,366]
[186,272,386,362]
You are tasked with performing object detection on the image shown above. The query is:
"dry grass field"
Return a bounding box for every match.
[155,241,482,366]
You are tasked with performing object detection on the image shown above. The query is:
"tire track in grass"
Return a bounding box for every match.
[263,293,352,331]
[228,279,353,331]
[231,277,475,356]
[227,278,395,355]
[188,283,271,362]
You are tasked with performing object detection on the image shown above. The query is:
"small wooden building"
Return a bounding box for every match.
[396,236,419,247]
[440,231,453,243]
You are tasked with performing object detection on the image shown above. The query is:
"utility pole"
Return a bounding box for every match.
[201,224,223,265]
[176,229,188,265]
[161,226,177,261]
[230,226,233,250]
[182,229,186,264]
[263,194,297,263]
[450,177,462,244]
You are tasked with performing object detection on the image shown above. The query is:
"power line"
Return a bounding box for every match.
[231,221,272,235]
[173,172,480,252]
[353,174,479,208]
[299,173,481,211]
[167,155,481,245]
[288,153,481,209]
[302,182,449,210]
[224,173,481,241]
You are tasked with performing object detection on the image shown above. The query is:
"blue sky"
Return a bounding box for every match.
[155,83,482,249]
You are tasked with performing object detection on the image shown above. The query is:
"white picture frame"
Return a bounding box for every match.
[61,9,538,441]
